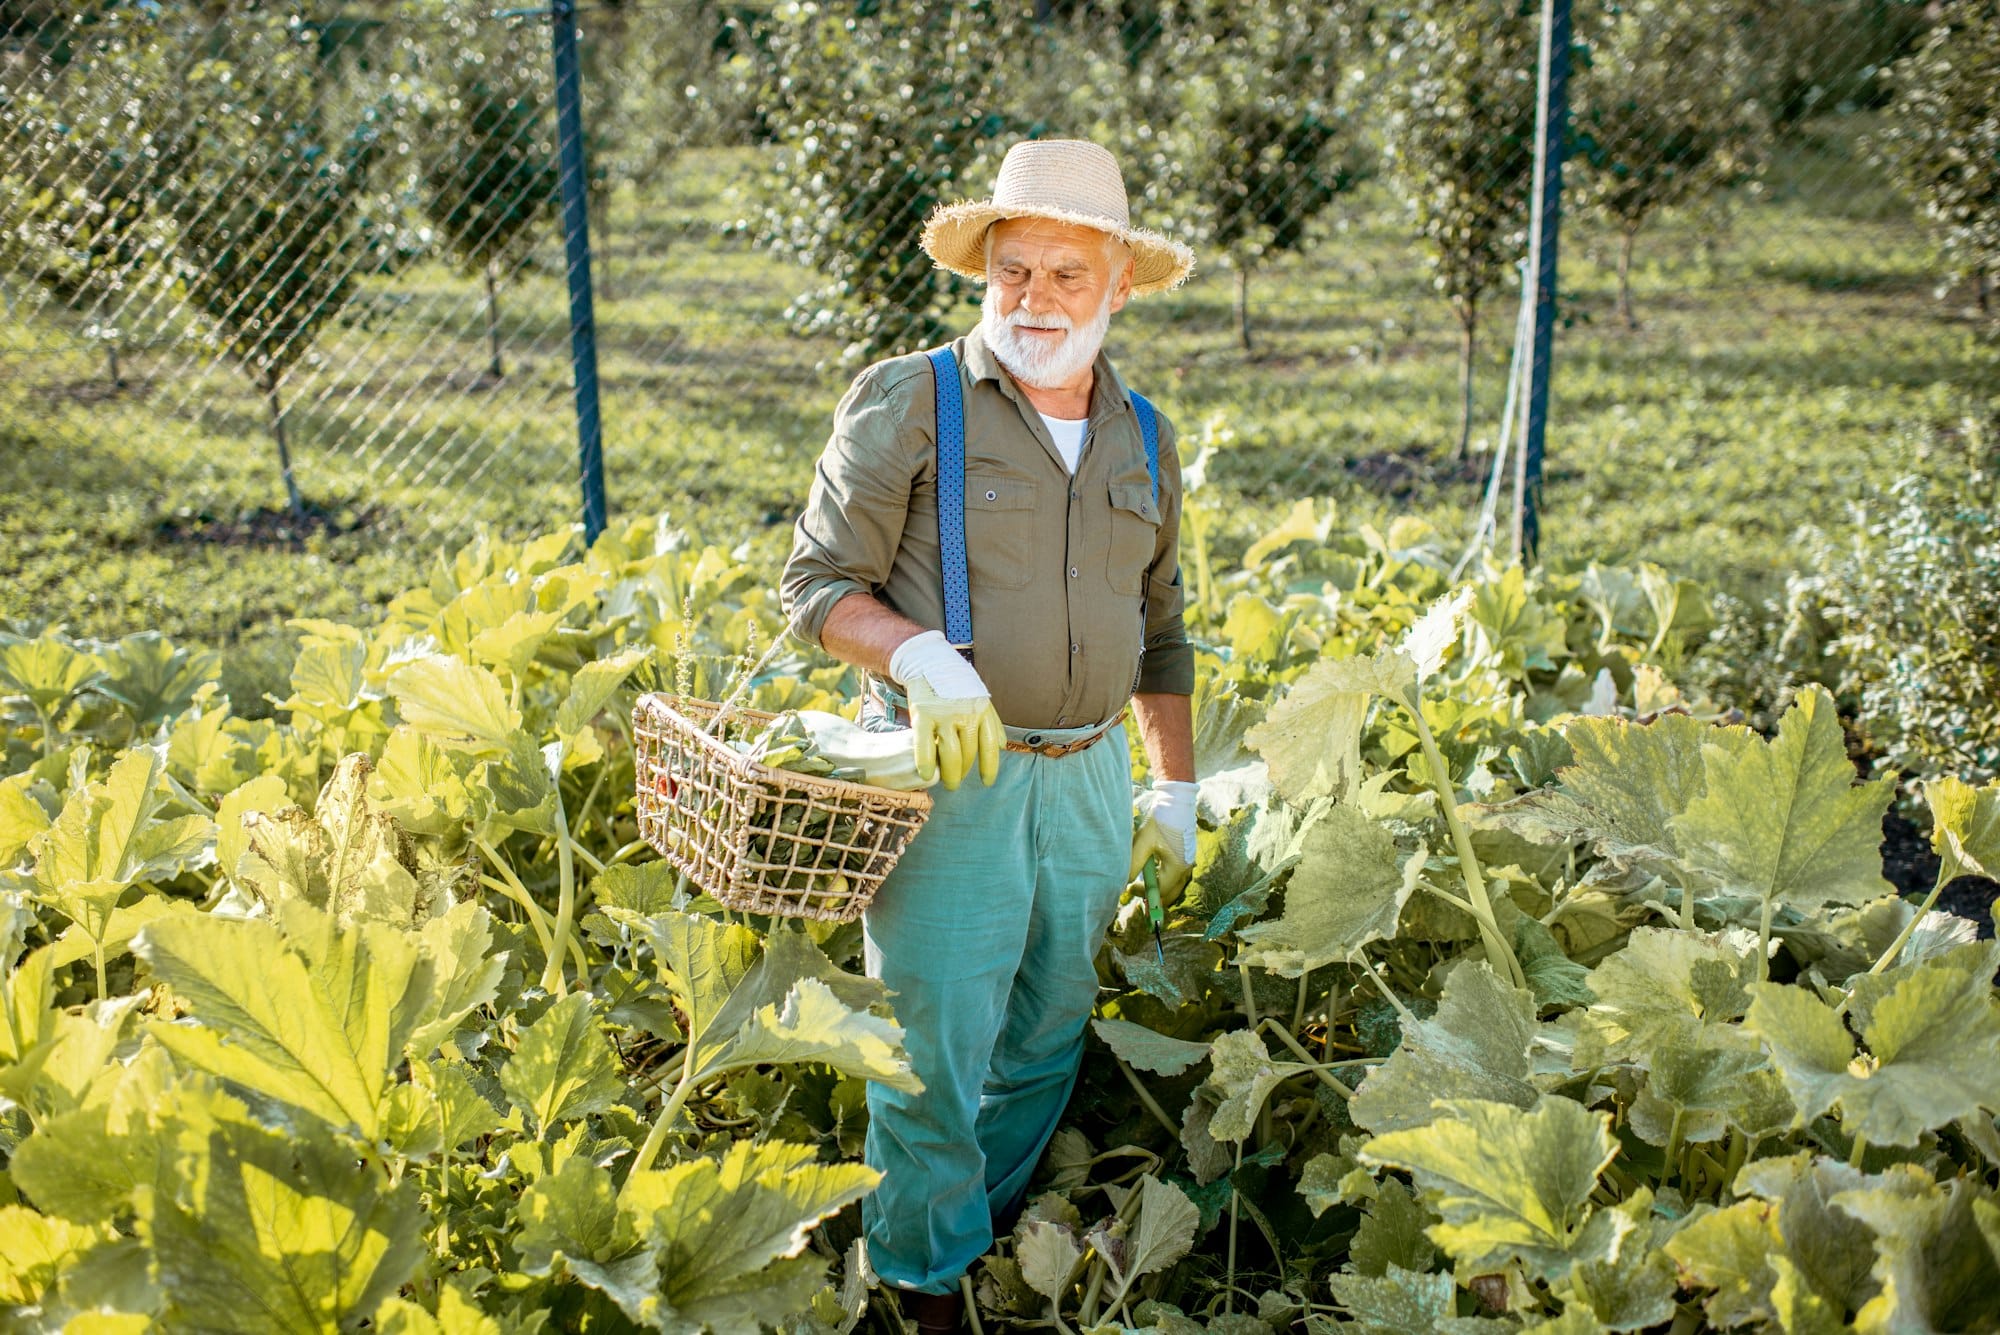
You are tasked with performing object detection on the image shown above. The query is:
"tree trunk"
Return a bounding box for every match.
[485,261,505,380]
[1979,269,1992,319]
[1455,301,1478,460]
[265,376,304,520]
[1235,264,1254,355]
[106,342,123,388]
[1618,227,1639,330]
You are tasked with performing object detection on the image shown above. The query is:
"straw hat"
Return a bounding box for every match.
[920,140,1195,295]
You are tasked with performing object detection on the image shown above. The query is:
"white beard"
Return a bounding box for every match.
[980,285,1112,389]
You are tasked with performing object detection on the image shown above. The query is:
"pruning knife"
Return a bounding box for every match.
[1142,856,1166,968]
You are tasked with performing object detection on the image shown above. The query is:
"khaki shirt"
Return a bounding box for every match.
[781,327,1194,730]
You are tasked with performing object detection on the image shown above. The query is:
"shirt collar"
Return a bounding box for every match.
[962,324,1135,428]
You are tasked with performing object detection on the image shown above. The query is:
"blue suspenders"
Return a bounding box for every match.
[923,345,1158,660]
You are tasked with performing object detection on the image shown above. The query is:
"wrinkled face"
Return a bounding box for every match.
[980,217,1134,389]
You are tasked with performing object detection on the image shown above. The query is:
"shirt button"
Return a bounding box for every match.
[1071,643,1080,654]
[1069,566,1078,578]
[1069,489,1078,500]
[1056,714,1067,725]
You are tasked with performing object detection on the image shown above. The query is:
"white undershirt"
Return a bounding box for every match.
[1039,413,1088,473]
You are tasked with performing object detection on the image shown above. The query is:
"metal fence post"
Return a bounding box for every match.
[551,0,607,544]
[1517,0,1570,565]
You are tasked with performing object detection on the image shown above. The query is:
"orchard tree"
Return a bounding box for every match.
[1378,0,1541,457]
[0,7,190,385]
[415,11,559,380]
[1570,0,1767,328]
[1739,0,1932,135]
[1874,1,2000,321]
[163,17,411,519]
[753,0,1032,361]
[1118,0,1371,353]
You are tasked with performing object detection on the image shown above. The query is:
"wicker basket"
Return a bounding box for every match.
[632,694,933,922]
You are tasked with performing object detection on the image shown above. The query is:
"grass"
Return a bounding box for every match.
[2,116,1995,708]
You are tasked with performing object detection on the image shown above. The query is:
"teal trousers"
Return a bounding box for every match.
[860,720,1132,1295]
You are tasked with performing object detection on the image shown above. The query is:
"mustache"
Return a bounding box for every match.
[1005,310,1072,331]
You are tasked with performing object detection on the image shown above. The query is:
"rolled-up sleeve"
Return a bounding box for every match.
[1135,411,1195,695]
[780,364,928,648]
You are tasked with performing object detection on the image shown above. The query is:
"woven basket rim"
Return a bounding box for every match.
[634,692,935,812]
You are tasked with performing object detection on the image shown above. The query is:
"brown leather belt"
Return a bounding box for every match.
[1004,709,1128,759]
[881,702,1127,759]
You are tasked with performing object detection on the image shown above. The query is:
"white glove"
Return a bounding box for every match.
[889,631,1003,789]
[1129,779,1200,896]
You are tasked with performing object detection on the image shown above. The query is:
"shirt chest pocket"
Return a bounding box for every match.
[964,473,1039,590]
[1106,481,1160,596]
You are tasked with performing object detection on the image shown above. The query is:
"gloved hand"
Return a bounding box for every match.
[889,630,1004,791]
[1129,779,1199,899]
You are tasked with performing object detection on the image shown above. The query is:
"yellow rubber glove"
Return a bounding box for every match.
[1128,780,1200,899]
[890,631,1003,791]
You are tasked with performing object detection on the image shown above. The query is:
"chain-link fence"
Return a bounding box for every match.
[3,0,1993,665]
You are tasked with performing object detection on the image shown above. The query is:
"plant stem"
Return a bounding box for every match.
[1866,861,1955,980]
[1849,1131,1868,1170]
[540,786,579,996]
[1258,1019,1355,1098]
[633,1058,700,1173]
[1115,1058,1180,1139]
[1355,952,1418,1028]
[1662,1105,1686,1193]
[1404,690,1529,991]
[92,940,108,1003]
[1224,1139,1245,1315]
[1292,971,1309,1034]
[1757,895,1775,984]
[477,851,556,954]
[1237,961,1260,1030]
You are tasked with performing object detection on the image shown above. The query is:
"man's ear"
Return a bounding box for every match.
[1109,255,1135,314]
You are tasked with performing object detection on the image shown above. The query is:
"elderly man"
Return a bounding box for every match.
[780,139,1199,1334]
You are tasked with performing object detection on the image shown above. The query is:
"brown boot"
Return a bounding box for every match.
[898,1288,966,1335]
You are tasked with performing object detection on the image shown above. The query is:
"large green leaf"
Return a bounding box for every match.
[388,654,520,753]
[705,977,918,1090]
[370,727,478,838]
[501,992,627,1137]
[372,1285,503,1335]
[1348,1177,1439,1277]
[90,634,219,733]
[407,902,504,1055]
[1235,803,1422,976]
[0,771,54,864]
[1746,955,2000,1147]
[139,1112,423,1334]
[1244,651,1413,803]
[1349,961,1537,1134]
[625,1139,879,1334]
[135,905,435,1141]
[1627,1019,1790,1149]
[1520,712,1737,871]
[1664,1197,1784,1329]
[33,745,212,898]
[0,636,103,716]
[610,908,762,1068]
[1090,1017,1212,1077]
[1927,776,2000,884]
[214,773,290,888]
[515,1154,658,1325]
[1328,1265,1455,1335]
[1833,1168,2000,1335]
[1574,926,1754,1068]
[1359,1096,1618,1281]
[1117,1176,1199,1286]
[1466,565,1568,678]
[0,1205,113,1307]
[1201,1029,1311,1142]
[239,754,424,925]
[1670,685,1894,913]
